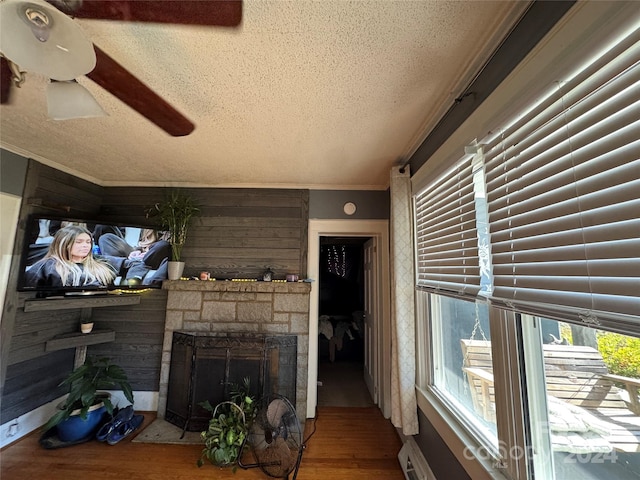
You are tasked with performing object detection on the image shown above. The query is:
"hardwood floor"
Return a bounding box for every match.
[0,407,405,480]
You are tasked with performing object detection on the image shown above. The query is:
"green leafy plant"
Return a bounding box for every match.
[147,189,200,262]
[43,357,134,432]
[197,377,257,469]
[598,331,640,378]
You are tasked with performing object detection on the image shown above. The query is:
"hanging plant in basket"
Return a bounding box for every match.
[199,401,246,467]
[198,378,257,469]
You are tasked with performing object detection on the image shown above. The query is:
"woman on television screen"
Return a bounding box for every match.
[24,225,117,289]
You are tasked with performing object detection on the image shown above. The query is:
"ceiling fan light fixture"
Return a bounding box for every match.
[23,5,51,42]
[47,80,107,120]
[0,0,96,81]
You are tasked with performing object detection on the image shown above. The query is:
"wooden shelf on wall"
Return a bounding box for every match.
[45,329,116,352]
[23,294,141,312]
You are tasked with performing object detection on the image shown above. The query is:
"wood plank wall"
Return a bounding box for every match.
[100,187,309,280]
[1,161,105,421]
[1,162,309,423]
[88,290,167,392]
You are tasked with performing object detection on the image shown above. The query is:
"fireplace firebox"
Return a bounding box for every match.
[165,331,297,433]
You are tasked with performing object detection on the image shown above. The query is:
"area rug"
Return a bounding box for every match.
[132,418,202,445]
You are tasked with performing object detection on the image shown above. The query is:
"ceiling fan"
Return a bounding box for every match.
[0,0,243,136]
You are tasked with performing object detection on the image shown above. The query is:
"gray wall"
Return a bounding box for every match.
[415,410,471,479]
[309,190,389,219]
[1,150,28,196]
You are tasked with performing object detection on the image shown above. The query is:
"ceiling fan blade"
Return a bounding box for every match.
[1,57,13,104]
[53,0,242,26]
[86,45,195,137]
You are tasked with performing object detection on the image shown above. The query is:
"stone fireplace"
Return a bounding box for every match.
[166,331,297,432]
[159,280,311,420]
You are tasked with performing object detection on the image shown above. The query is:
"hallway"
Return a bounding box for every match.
[317,361,374,408]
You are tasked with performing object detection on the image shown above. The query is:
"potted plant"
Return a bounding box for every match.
[147,189,200,280]
[80,318,94,334]
[198,378,257,469]
[43,356,134,442]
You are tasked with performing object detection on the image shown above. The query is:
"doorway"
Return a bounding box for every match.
[316,237,372,408]
[306,219,391,418]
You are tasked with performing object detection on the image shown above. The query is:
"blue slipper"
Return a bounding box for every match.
[96,405,134,442]
[106,414,144,445]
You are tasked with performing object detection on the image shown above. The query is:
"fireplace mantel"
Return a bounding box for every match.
[159,280,311,420]
[163,279,311,294]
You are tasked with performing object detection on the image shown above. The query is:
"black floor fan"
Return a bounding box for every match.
[238,394,305,480]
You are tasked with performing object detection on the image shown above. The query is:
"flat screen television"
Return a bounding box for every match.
[18,215,171,296]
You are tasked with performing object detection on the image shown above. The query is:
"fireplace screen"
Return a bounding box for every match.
[166,332,297,432]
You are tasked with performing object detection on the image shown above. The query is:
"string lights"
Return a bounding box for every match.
[326,245,346,277]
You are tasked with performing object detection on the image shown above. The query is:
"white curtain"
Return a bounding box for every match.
[390,166,419,435]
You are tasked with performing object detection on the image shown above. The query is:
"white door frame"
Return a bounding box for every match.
[306,219,391,418]
[363,237,378,403]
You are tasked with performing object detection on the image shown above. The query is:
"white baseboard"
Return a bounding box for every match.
[0,390,158,449]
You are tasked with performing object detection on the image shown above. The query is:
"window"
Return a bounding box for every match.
[424,292,497,445]
[414,14,639,480]
[522,318,640,479]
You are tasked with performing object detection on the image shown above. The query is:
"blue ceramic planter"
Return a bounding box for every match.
[56,402,107,442]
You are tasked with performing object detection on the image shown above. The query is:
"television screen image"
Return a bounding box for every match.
[18,216,171,295]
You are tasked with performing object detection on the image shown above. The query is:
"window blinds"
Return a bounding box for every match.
[483,30,640,323]
[414,159,480,296]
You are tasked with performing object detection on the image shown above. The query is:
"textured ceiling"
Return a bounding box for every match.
[0,0,528,190]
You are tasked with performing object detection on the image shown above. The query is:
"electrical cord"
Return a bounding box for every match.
[302,407,318,445]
